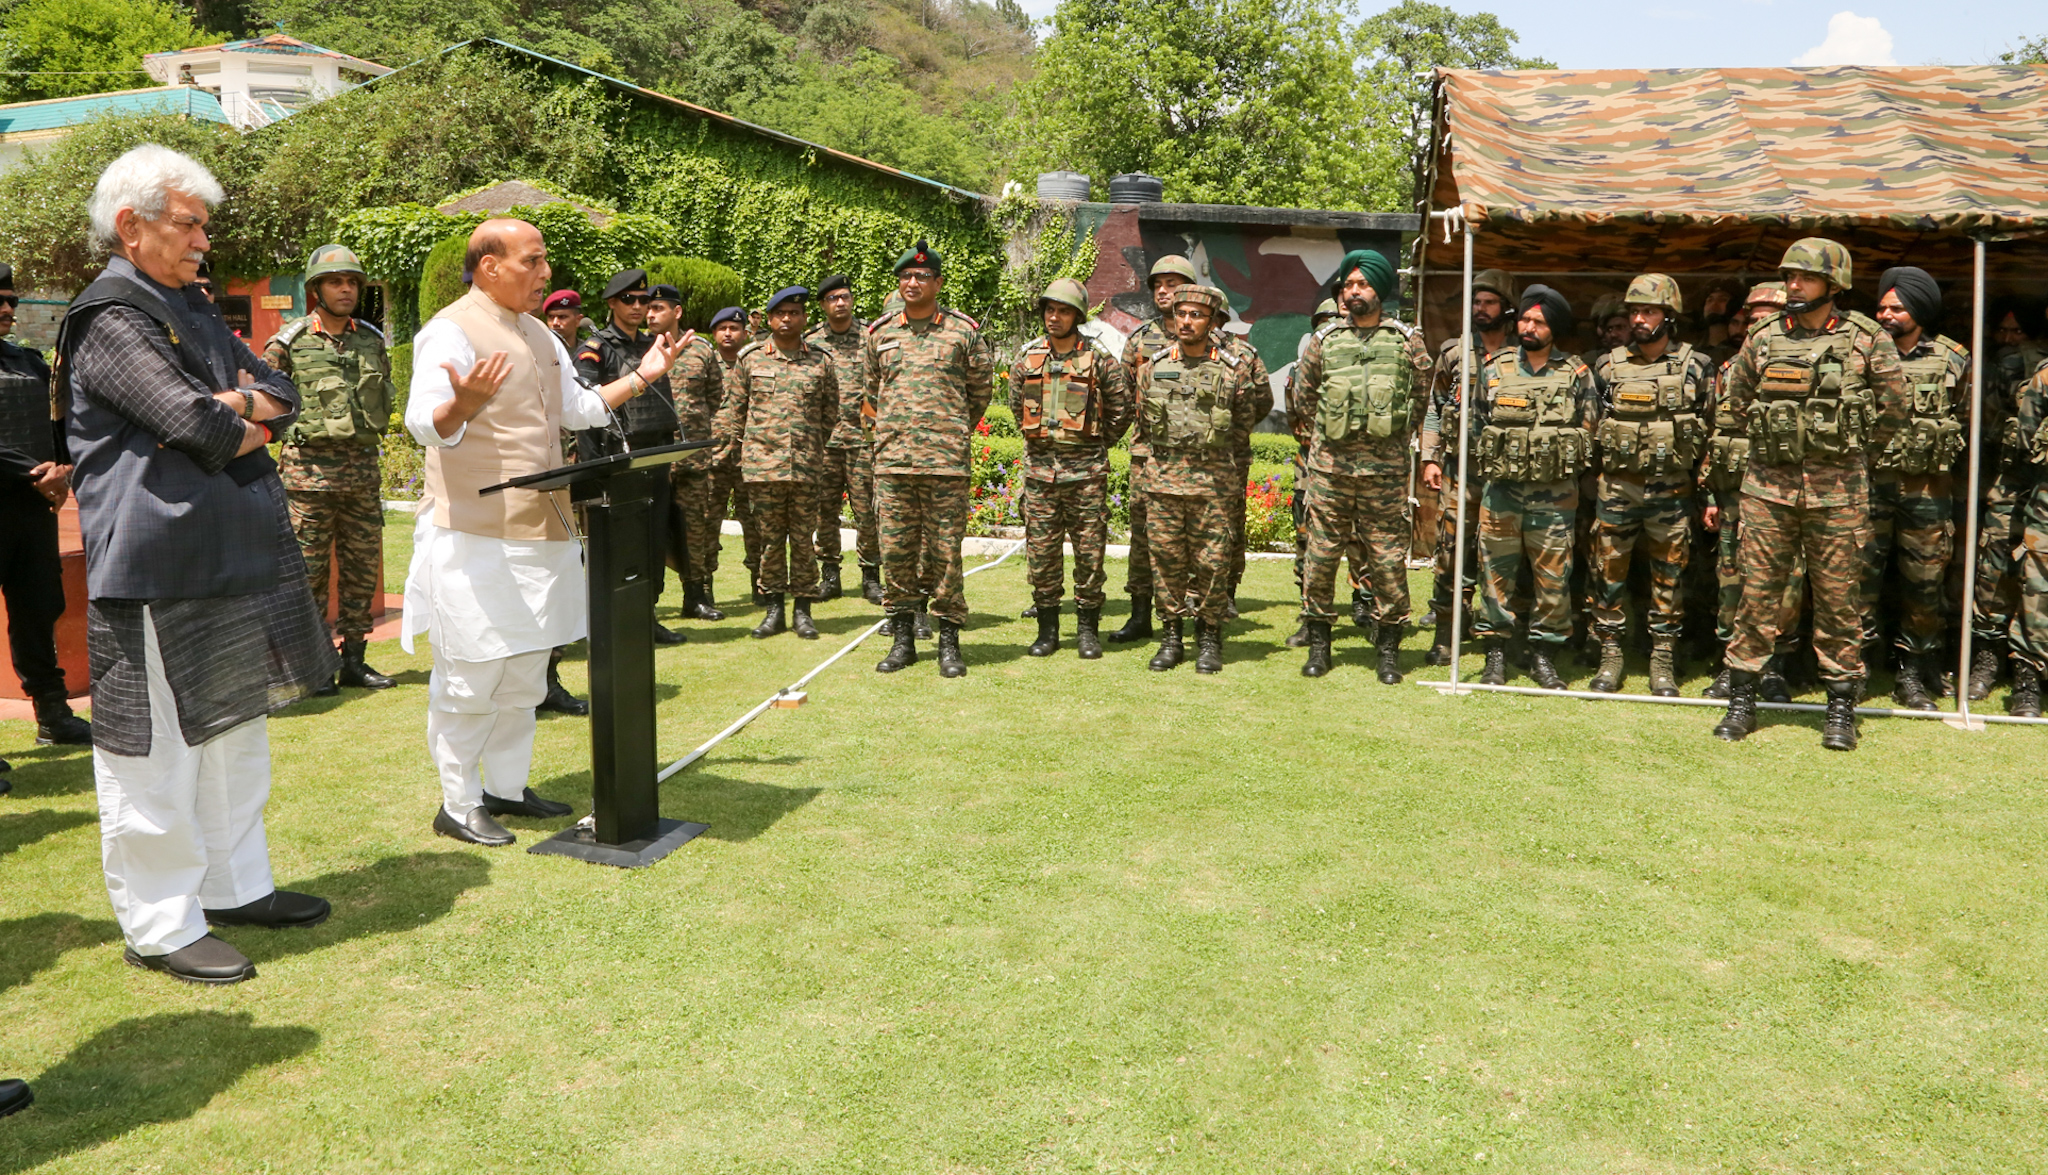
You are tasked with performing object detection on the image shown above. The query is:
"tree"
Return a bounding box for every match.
[1354,1,1553,211]
[0,0,203,103]
[1999,34,2048,64]
[737,50,992,189]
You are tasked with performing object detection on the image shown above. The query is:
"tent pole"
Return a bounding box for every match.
[1953,237,1989,730]
[1447,222,1475,692]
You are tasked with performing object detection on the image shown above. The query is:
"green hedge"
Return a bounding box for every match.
[644,255,744,331]
[416,234,470,325]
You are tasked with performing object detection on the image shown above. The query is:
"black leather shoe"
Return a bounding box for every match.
[537,665,589,716]
[433,805,516,846]
[311,675,339,698]
[1528,650,1566,690]
[1020,603,1038,618]
[1478,640,1508,686]
[913,602,933,641]
[860,566,884,606]
[1714,669,1759,742]
[124,934,255,985]
[752,594,787,639]
[1301,620,1332,678]
[482,787,573,818]
[791,599,820,640]
[1027,610,1058,657]
[937,620,967,678]
[203,890,330,929]
[876,613,918,673]
[1110,595,1153,642]
[0,1078,30,1118]
[1820,680,1860,751]
[653,621,688,646]
[33,694,91,745]
[337,639,395,690]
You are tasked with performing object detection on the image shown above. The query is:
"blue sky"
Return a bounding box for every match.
[1012,0,2043,69]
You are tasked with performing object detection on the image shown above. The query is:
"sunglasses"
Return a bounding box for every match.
[0,296,16,308]
[618,293,654,305]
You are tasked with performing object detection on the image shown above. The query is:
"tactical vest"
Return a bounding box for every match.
[1316,322,1412,442]
[1876,336,1967,474]
[1475,352,1589,482]
[1597,342,1705,477]
[1744,313,1878,466]
[1996,343,2047,471]
[1703,371,1750,486]
[1143,346,1235,451]
[280,317,392,447]
[1016,337,1101,444]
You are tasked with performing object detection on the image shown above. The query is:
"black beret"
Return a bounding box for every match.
[602,269,649,301]
[709,306,746,329]
[766,286,809,312]
[818,273,851,297]
[647,283,683,304]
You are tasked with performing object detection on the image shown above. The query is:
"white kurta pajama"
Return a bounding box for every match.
[403,312,615,818]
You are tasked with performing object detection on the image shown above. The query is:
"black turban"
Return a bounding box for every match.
[1518,283,1574,339]
[1878,266,1942,331]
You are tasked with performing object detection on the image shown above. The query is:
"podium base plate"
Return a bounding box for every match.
[527,817,709,868]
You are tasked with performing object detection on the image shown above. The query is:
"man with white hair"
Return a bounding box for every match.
[403,218,680,847]
[59,144,337,985]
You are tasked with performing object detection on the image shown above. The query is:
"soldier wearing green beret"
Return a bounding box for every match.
[264,244,395,694]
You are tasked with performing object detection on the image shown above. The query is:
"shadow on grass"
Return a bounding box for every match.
[232,850,491,966]
[0,1012,318,1175]
[0,913,121,994]
[0,748,93,799]
[663,762,819,842]
[0,809,94,858]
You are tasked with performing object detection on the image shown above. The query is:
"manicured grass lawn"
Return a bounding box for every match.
[2,517,2042,1172]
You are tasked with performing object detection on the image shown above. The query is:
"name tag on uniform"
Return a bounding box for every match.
[1616,391,1656,405]
[876,340,901,354]
[1154,370,1182,380]
[1495,396,1531,408]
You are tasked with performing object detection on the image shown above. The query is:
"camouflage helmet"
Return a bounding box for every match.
[1148,255,1200,288]
[1473,268,1516,302]
[304,243,366,287]
[1312,298,1339,322]
[1036,277,1090,320]
[1171,284,1227,316]
[1589,293,1626,323]
[1624,273,1683,315]
[1779,237,1852,290]
[1744,281,1788,309]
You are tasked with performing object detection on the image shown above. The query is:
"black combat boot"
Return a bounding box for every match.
[1528,648,1566,690]
[1478,639,1508,686]
[1285,622,1311,648]
[1588,638,1625,693]
[860,565,884,606]
[311,673,339,698]
[818,562,842,601]
[1374,622,1403,685]
[538,658,588,715]
[1075,608,1103,660]
[1891,652,1935,711]
[32,694,91,745]
[1021,603,1039,618]
[689,582,726,621]
[1424,626,1454,666]
[1351,589,1370,629]
[1702,666,1733,699]
[1647,643,1680,698]
[1301,620,1332,678]
[337,638,396,690]
[1193,620,1224,674]
[937,619,966,678]
[1225,598,1239,621]
[1758,654,1793,704]
[1148,618,1184,671]
[1713,669,1759,741]
[1968,640,2004,702]
[2011,660,2042,718]
[914,599,933,641]
[1820,680,1860,751]
[653,620,687,645]
[1027,610,1059,657]
[1110,595,1153,642]
[791,599,820,640]
[751,595,786,639]
[876,613,918,672]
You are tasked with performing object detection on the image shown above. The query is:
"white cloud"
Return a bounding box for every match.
[1793,11,1898,66]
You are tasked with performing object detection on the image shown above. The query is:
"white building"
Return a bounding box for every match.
[143,33,391,130]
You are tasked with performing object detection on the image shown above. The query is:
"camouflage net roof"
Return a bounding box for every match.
[1428,65,2048,277]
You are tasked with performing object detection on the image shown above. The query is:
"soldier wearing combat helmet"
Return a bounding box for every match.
[1712,237,1909,750]
[1420,268,1517,666]
[265,243,396,693]
[1586,273,1715,696]
[1111,254,1202,644]
[1014,277,1134,659]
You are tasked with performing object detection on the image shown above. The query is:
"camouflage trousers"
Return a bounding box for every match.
[1291,465,1369,597]
[289,486,382,640]
[1145,491,1231,623]
[1429,470,1483,614]
[1300,471,1410,625]
[1592,475,1691,644]
[719,467,764,585]
[1476,478,1579,645]
[2006,476,2048,672]
[1713,491,1806,648]
[1571,469,1599,640]
[748,481,821,599]
[876,473,968,623]
[1125,457,1152,596]
[1727,496,1870,681]
[1972,469,2030,643]
[1861,471,1954,655]
[816,446,880,570]
[1227,455,1250,594]
[1023,477,1109,609]
[671,468,722,585]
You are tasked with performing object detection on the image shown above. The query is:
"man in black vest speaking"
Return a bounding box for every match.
[60,144,337,985]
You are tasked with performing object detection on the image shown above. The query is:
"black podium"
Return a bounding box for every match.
[483,440,711,867]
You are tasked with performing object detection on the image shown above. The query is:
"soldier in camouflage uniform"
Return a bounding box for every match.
[864,241,993,678]
[1284,298,1364,648]
[1132,285,1261,674]
[1420,269,1517,666]
[1713,238,1909,751]
[1966,305,2047,699]
[668,306,730,623]
[1586,274,1715,696]
[2002,356,2048,716]
[264,244,395,693]
[806,273,880,605]
[706,307,765,602]
[1217,300,1274,617]
[1864,266,1970,709]
[1014,278,1134,659]
[1292,249,1432,682]
[1111,255,1201,643]
[1460,285,1598,689]
[715,287,839,641]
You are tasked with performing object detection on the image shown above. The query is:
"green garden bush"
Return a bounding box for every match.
[416,234,470,324]
[644,256,745,331]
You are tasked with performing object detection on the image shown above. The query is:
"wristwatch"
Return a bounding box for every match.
[239,390,256,419]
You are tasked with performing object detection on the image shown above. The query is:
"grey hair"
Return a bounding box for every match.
[87,144,225,251]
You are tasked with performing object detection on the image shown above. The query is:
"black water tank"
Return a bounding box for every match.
[1107,172,1164,204]
[1036,171,1091,201]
